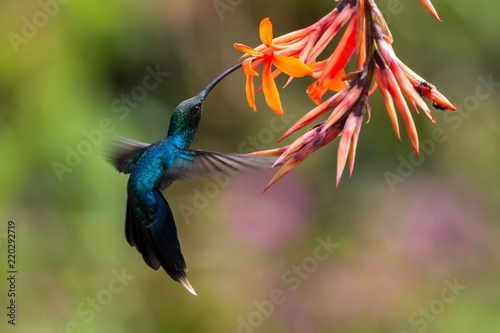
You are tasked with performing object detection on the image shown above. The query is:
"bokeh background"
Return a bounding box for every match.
[1,0,499,332]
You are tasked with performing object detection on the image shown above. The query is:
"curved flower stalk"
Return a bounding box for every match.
[235,0,456,188]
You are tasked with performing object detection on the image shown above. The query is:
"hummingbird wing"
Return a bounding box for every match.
[108,137,150,174]
[162,150,277,180]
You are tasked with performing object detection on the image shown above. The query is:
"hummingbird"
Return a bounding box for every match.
[109,64,276,295]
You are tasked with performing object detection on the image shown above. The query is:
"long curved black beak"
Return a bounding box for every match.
[198,63,242,101]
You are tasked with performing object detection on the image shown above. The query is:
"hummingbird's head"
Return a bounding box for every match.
[167,95,204,138]
[168,63,242,137]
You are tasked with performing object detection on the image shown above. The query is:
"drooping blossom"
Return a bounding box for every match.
[234,18,313,115]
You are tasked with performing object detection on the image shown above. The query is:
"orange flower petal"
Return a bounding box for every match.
[264,158,299,191]
[336,117,355,187]
[259,18,274,47]
[388,59,434,123]
[323,68,346,91]
[273,54,313,78]
[372,6,393,44]
[275,127,320,165]
[281,88,349,141]
[429,89,456,111]
[234,43,263,56]
[419,0,442,21]
[246,146,289,157]
[348,115,364,177]
[307,81,328,104]
[374,68,400,140]
[245,75,257,112]
[262,61,283,115]
[308,5,355,61]
[322,85,363,132]
[242,58,258,76]
[385,68,419,154]
[320,17,356,85]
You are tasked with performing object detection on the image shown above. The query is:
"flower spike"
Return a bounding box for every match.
[233,0,456,188]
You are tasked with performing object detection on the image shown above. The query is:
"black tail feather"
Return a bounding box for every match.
[146,188,187,282]
[125,198,160,270]
[126,189,195,294]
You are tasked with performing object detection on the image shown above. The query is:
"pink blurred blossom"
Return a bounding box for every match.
[221,170,310,251]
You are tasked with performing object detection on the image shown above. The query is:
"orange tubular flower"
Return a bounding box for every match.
[234,18,313,115]
[236,0,456,189]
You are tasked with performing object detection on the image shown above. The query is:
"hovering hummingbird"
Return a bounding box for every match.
[109,64,276,295]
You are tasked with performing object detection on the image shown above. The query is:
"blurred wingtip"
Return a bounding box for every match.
[106,136,150,174]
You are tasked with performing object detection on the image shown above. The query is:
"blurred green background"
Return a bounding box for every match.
[1,0,499,332]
